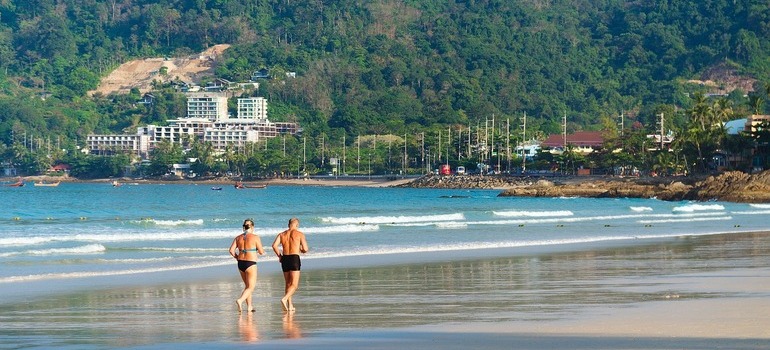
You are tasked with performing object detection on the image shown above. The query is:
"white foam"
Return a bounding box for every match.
[630,206,653,212]
[435,222,468,229]
[492,210,574,217]
[0,257,232,283]
[137,219,205,226]
[0,236,51,247]
[320,213,464,225]
[638,216,733,224]
[305,224,380,234]
[421,212,727,226]
[731,209,770,215]
[749,204,770,209]
[672,203,725,212]
[0,244,106,257]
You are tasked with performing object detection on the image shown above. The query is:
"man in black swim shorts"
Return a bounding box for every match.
[272,218,309,312]
[281,254,301,272]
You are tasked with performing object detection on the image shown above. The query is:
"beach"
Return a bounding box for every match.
[2,230,768,349]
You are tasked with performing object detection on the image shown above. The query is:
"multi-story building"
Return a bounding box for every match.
[87,93,298,157]
[746,115,770,134]
[86,134,151,157]
[186,92,228,120]
[236,97,268,121]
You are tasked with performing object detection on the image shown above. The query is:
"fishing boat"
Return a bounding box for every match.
[4,178,24,187]
[211,186,223,191]
[34,181,61,187]
[234,181,266,189]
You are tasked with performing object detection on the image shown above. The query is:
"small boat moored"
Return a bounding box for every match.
[34,181,61,187]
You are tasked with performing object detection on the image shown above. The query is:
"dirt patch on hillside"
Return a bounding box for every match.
[89,44,231,96]
[685,62,757,95]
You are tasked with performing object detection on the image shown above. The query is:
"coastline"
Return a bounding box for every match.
[9,170,770,204]
[5,174,417,188]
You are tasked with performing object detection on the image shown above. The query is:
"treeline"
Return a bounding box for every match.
[2,0,770,176]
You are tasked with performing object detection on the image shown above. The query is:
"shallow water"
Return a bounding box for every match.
[3,183,769,299]
[1,231,768,348]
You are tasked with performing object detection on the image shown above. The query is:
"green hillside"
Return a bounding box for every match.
[2,0,770,176]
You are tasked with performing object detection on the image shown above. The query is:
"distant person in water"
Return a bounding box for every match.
[229,219,265,313]
[272,217,309,312]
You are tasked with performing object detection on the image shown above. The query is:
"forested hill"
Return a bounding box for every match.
[2,0,770,149]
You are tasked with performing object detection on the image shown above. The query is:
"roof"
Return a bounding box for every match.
[542,131,604,148]
[50,164,71,171]
[725,119,747,135]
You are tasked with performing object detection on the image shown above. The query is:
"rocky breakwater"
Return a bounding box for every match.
[497,171,770,203]
[398,174,533,189]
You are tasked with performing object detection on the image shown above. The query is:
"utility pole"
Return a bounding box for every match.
[521,113,527,173]
[658,113,665,150]
[420,132,425,174]
[467,123,471,162]
[506,118,511,172]
[403,133,407,176]
[447,126,451,165]
[342,134,346,175]
[562,112,567,151]
[438,130,442,165]
[457,126,461,161]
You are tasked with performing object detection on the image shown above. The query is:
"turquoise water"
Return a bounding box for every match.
[1,182,769,297]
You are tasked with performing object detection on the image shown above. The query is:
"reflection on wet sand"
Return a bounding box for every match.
[283,312,302,339]
[238,312,260,342]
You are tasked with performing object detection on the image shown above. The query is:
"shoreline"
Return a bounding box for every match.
[3,174,418,188]
[9,170,770,204]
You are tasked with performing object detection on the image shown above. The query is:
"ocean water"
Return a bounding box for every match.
[1,182,769,300]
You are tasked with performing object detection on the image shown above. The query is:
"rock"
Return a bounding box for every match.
[397,171,770,203]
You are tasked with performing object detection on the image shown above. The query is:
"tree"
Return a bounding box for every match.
[147,140,183,176]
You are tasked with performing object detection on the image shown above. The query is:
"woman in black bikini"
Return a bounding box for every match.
[229,219,265,312]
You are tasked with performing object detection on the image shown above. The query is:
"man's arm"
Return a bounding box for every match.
[271,234,282,259]
[300,233,309,253]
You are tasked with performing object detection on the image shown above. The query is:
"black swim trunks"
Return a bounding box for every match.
[237,260,256,272]
[281,254,301,272]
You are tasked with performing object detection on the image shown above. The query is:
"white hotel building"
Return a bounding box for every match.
[87,93,298,157]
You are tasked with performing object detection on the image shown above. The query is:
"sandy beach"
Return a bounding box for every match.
[10,174,418,189]
[1,231,768,349]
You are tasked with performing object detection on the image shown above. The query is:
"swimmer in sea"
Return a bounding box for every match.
[229,219,265,312]
[272,217,308,312]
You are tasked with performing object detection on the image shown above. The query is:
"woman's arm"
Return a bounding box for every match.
[228,237,238,258]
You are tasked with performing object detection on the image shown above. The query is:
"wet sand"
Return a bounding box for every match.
[1,231,768,349]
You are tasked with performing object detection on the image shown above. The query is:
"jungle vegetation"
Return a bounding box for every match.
[2,0,770,177]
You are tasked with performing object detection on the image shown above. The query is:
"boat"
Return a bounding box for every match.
[112,180,122,187]
[4,178,24,187]
[234,181,266,189]
[34,181,61,187]
[211,186,223,191]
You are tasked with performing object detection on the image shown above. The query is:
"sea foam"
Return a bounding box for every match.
[320,213,464,225]
[492,210,574,217]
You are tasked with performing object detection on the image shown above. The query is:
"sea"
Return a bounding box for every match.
[2,181,769,302]
[2,181,770,348]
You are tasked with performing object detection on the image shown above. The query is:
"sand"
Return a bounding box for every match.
[1,232,768,349]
